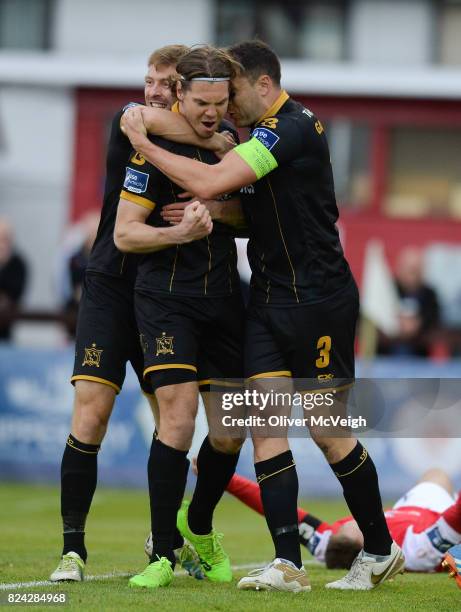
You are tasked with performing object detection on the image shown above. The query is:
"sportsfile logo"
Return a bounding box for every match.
[124,167,149,194]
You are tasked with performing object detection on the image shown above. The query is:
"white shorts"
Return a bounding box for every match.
[393,482,456,514]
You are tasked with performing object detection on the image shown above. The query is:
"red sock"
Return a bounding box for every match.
[441,494,461,534]
[226,473,307,522]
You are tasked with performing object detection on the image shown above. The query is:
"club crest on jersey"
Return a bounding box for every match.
[251,127,279,151]
[82,343,103,368]
[156,332,174,356]
[124,167,149,194]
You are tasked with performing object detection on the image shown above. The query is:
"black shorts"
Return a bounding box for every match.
[135,291,245,391]
[245,279,359,391]
[71,273,153,395]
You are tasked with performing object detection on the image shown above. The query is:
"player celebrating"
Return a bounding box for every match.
[122,39,404,593]
[50,44,232,583]
[115,46,245,590]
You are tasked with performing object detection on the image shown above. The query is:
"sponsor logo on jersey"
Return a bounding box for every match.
[124,167,149,194]
[251,127,279,151]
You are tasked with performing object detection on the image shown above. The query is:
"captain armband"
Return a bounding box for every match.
[233,138,278,180]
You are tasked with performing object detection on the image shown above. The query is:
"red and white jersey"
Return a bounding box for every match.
[312,507,444,572]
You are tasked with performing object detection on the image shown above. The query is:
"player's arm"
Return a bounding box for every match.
[123,109,257,198]
[123,108,309,199]
[162,196,247,230]
[114,199,212,253]
[121,105,235,157]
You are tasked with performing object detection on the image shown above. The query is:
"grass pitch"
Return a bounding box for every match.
[1,482,459,611]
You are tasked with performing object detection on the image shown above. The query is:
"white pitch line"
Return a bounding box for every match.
[0,560,319,591]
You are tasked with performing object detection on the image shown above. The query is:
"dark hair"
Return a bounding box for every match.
[228,40,281,86]
[147,44,189,69]
[175,45,242,92]
[324,534,362,570]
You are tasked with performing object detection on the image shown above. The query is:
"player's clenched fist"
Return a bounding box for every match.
[177,202,213,243]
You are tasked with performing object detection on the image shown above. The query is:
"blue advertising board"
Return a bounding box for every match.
[1,346,460,498]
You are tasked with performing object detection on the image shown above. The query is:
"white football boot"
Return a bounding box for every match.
[325,542,405,590]
[50,551,85,582]
[237,558,311,593]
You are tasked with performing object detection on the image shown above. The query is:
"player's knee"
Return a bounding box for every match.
[311,436,355,464]
[158,409,196,451]
[73,381,115,443]
[209,435,244,455]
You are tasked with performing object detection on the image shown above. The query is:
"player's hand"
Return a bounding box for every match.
[211,130,237,159]
[161,200,191,225]
[177,202,213,243]
[162,197,221,224]
[121,106,147,140]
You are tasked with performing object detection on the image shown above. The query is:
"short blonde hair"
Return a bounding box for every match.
[147,44,190,69]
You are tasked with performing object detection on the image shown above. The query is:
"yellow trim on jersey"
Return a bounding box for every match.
[172,101,180,113]
[120,189,156,210]
[257,90,289,124]
[267,178,299,303]
[248,370,292,381]
[71,375,120,394]
[144,363,197,377]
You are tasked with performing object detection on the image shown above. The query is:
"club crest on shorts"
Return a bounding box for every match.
[156,332,174,356]
[82,343,103,367]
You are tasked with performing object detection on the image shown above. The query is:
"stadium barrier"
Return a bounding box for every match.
[0,346,460,497]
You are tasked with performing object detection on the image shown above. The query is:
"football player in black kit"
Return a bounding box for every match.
[122,40,405,593]
[115,46,245,590]
[50,44,234,583]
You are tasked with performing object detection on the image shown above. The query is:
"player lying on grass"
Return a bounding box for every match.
[223,468,461,573]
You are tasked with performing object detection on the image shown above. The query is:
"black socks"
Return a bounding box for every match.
[148,436,189,565]
[255,450,302,568]
[330,441,392,556]
[188,436,240,535]
[61,434,100,562]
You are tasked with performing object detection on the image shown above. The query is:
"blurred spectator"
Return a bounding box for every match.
[378,247,440,357]
[61,211,100,338]
[0,219,28,340]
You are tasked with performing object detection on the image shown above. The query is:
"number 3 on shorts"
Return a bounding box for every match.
[315,335,331,368]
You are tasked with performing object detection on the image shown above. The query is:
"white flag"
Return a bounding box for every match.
[361,240,399,336]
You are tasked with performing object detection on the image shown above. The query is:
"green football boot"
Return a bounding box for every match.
[129,557,173,589]
[177,500,232,582]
